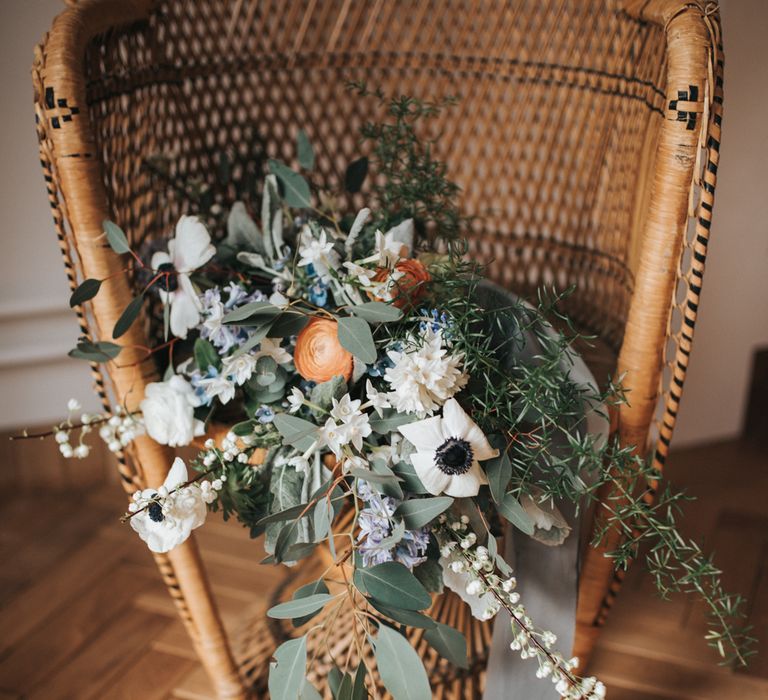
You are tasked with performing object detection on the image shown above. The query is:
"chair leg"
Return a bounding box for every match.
[164,535,249,699]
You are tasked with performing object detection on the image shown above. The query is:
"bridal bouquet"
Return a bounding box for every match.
[42,94,751,699]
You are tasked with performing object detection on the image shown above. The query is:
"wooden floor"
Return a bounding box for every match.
[0,436,766,699]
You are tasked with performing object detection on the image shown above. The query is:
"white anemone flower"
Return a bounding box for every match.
[129,458,208,553]
[151,216,216,338]
[398,398,498,497]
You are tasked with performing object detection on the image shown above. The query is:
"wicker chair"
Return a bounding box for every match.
[33,0,723,697]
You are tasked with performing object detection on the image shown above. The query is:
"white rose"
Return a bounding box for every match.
[140,375,204,447]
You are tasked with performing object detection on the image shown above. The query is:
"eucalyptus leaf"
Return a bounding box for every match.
[267,593,333,619]
[485,450,512,503]
[257,502,310,526]
[375,518,406,550]
[291,578,330,627]
[345,157,369,194]
[194,337,220,372]
[103,220,130,254]
[222,300,280,325]
[268,636,307,700]
[69,278,102,307]
[368,599,437,629]
[391,460,428,494]
[370,459,404,500]
[112,294,144,339]
[354,562,431,611]
[352,664,367,700]
[394,497,453,529]
[269,159,311,208]
[273,414,318,452]
[413,558,444,594]
[300,680,322,700]
[230,323,272,358]
[424,622,469,669]
[337,316,377,364]
[351,301,402,323]
[309,375,347,414]
[270,311,310,337]
[372,625,432,700]
[370,411,418,435]
[68,339,122,362]
[297,129,315,170]
[499,493,535,535]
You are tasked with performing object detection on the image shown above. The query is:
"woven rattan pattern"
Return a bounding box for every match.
[83,0,668,352]
[33,1,723,697]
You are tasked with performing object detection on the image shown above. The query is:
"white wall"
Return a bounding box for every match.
[673,0,768,446]
[0,0,99,428]
[0,0,765,442]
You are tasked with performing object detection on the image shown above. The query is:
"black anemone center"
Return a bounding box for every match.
[147,499,165,523]
[435,437,473,475]
[157,262,178,292]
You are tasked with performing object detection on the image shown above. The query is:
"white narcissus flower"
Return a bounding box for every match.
[254,337,292,366]
[287,387,305,413]
[130,458,208,553]
[398,398,498,497]
[297,227,339,280]
[520,489,572,546]
[140,375,205,447]
[365,379,391,417]
[151,216,216,339]
[374,218,414,266]
[222,352,257,386]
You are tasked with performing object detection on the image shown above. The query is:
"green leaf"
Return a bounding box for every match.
[485,450,512,503]
[291,579,330,627]
[273,414,318,452]
[103,220,130,254]
[354,562,431,611]
[424,622,468,669]
[300,680,322,700]
[68,339,122,362]
[268,636,307,700]
[372,625,431,700]
[257,502,310,526]
[499,493,535,535]
[309,375,347,414]
[370,459,404,500]
[223,300,281,325]
[269,159,311,208]
[413,558,444,594]
[69,278,102,307]
[267,593,333,619]
[345,157,368,194]
[370,411,418,435]
[336,673,353,700]
[297,129,315,170]
[391,460,428,494]
[351,301,402,323]
[368,599,437,629]
[352,664,367,700]
[394,497,453,529]
[374,519,406,551]
[337,316,377,364]
[230,323,272,358]
[112,294,144,339]
[194,337,220,372]
[270,311,310,337]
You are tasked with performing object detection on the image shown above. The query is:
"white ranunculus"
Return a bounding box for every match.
[520,489,571,546]
[140,375,205,447]
[130,458,207,553]
[151,215,216,339]
[398,398,498,498]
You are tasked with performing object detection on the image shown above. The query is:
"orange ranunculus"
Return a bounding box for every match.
[293,317,354,383]
[372,258,431,309]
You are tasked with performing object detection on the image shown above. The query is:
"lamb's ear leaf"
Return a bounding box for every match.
[269,159,311,208]
[297,129,315,170]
